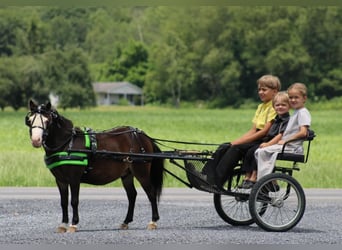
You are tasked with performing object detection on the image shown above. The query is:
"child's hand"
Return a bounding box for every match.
[278,140,286,145]
[259,142,268,148]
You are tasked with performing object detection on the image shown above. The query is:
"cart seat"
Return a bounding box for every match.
[276,129,315,164]
[277,153,304,163]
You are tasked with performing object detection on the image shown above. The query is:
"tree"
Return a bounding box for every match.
[20,55,49,104]
[84,8,132,63]
[41,7,92,50]
[146,28,195,107]
[0,6,341,109]
[318,69,342,99]
[100,40,149,88]
[42,48,95,109]
[0,57,23,110]
[301,7,342,98]
[0,11,23,56]
[26,16,46,54]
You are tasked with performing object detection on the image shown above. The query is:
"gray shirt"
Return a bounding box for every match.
[282,107,311,153]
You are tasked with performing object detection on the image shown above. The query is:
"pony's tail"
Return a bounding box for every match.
[150,141,165,201]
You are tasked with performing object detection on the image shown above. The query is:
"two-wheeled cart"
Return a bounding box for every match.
[148,130,315,232]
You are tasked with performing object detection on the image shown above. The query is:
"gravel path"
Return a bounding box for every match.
[0,188,342,244]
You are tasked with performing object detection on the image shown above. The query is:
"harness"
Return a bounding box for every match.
[44,128,96,170]
[43,127,147,170]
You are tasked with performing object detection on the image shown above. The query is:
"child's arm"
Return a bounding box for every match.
[278,126,309,145]
[259,133,283,148]
[231,122,272,145]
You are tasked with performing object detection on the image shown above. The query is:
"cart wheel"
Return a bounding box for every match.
[249,173,306,232]
[213,170,256,226]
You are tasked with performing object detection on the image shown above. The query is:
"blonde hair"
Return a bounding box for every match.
[273,91,289,107]
[288,83,307,97]
[257,75,281,91]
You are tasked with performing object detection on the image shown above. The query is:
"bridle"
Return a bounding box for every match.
[26,107,76,152]
[25,108,54,140]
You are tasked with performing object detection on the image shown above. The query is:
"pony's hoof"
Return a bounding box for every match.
[147,221,157,230]
[56,223,68,233]
[67,225,78,233]
[120,223,129,230]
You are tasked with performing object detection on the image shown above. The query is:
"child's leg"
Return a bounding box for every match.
[249,170,257,182]
[241,144,259,181]
[255,145,280,180]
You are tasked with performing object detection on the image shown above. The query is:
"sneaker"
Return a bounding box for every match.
[238,180,256,189]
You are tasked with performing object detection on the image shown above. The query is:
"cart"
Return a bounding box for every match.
[149,130,316,232]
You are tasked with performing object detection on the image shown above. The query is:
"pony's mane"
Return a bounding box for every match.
[53,110,74,129]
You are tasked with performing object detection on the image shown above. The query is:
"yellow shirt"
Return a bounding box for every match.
[252,100,277,130]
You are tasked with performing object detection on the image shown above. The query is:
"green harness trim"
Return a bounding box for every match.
[44,128,91,170]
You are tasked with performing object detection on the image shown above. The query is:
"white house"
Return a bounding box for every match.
[92,82,143,106]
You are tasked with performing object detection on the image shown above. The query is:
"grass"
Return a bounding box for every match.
[0,106,341,188]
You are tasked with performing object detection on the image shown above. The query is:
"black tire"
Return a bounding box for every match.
[213,170,254,226]
[249,173,306,232]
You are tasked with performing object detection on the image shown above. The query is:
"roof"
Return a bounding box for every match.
[93,82,143,95]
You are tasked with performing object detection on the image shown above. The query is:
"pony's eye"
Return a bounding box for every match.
[25,116,32,126]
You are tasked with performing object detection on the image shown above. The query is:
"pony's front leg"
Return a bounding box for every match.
[56,181,69,233]
[68,182,80,233]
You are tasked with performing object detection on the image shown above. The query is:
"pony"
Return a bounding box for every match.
[25,100,164,232]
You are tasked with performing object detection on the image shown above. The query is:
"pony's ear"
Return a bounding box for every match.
[29,100,37,111]
[46,101,52,111]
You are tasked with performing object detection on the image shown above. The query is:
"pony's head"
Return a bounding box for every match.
[25,100,57,148]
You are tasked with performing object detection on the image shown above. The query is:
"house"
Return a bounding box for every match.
[92,82,143,106]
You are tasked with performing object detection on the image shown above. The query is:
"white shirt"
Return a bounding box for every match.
[282,107,311,153]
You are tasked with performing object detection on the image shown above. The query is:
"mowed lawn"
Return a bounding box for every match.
[0,106,340,188]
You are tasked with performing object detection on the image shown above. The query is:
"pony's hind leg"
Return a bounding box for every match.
[142,185,159,230]
[120,173,137,230]
[136,175,160,230]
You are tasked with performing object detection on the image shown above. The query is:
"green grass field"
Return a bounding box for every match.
[0,106,341,188]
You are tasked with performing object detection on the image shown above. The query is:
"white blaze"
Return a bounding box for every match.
[30,115,48,148]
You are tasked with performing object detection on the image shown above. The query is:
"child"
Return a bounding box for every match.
[202,75,281,189]
[255,83,311,180]
[239,91,290,189]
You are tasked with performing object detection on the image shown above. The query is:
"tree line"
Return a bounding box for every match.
[0,6,341,110]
